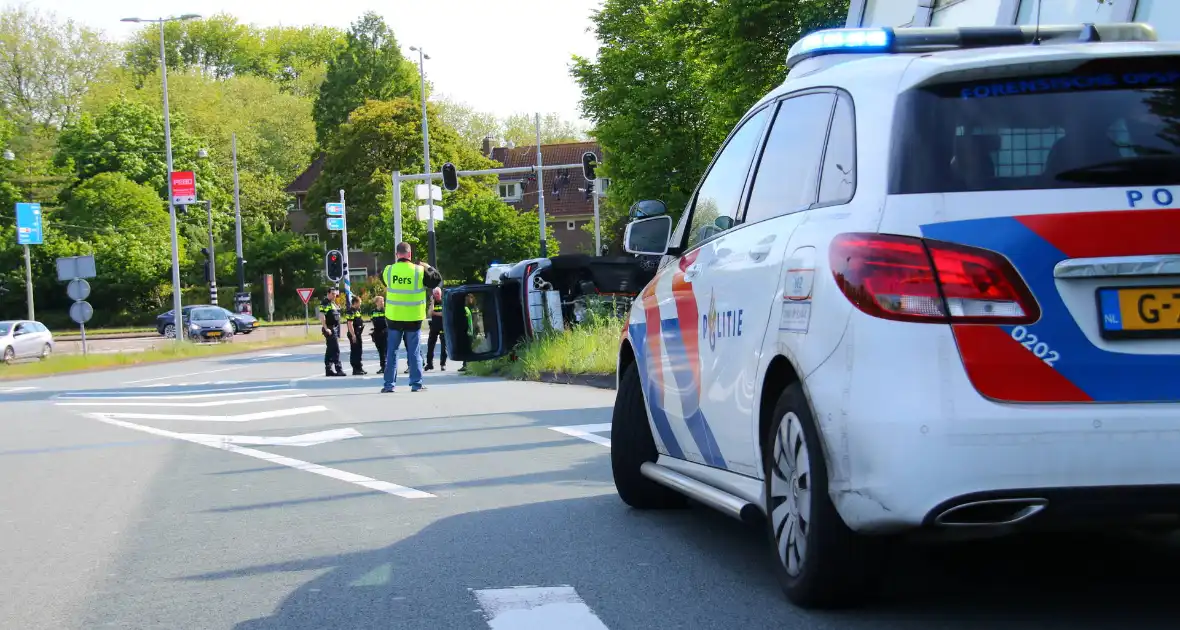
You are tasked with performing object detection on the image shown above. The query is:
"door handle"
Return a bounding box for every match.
[749,245,772,261]
[683,263,702,280]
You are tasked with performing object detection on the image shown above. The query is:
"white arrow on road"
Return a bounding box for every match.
[550,423,612,448]
[87,413,434,499]
[186,428,362,447]
[88,406,329,422]
[54,393,308,408]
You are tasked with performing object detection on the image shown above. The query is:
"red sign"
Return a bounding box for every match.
[296,288,314,305]
[170,171,197,205]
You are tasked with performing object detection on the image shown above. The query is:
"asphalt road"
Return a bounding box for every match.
[2,342,1178,629]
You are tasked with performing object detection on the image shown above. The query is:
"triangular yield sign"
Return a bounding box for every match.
[296,288,314,304]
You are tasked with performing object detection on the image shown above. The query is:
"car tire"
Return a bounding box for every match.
[611,362,686,509]
[163,324,176,339]
[40,343,51,360]
[2,346,14,365]
[763,383,884,609]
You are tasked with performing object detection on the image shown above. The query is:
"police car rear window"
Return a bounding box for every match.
[889,56,1180,194]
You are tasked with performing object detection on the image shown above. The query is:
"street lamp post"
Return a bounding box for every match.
[121,13,201,341]
[409,46,437,269]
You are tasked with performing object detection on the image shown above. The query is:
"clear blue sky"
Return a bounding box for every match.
[21,0,603,124]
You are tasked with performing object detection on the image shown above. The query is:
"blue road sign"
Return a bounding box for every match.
[15,202,43,245]
[325,202,344,217]
[326,217,345,231]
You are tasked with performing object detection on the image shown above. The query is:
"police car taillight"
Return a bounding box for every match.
[829,233,1039,325]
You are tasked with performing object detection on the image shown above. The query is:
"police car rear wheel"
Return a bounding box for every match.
[764,383,882,609]
[611,362,685,510]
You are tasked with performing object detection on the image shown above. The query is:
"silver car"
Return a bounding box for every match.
[0,320,54,364]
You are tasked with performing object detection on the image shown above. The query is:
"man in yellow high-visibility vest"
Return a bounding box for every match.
[380,241,441,393]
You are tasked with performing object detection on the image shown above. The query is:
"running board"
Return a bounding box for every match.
[640,462,760,524]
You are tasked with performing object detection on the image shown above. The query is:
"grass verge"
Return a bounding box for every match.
[0,332,321,380]
[466,316,620,380]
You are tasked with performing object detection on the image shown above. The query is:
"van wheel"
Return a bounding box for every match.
[611,362,685,509]
[764,383,882,609]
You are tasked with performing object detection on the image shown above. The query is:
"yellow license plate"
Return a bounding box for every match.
[1098,286,1180,339]
[207,331,222,337]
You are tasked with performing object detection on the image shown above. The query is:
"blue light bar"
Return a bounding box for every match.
[788,28,892,67]
[786,23,1157,71]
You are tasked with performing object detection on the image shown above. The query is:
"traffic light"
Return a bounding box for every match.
[581,152,598,182]
[326,250,344,282]
[441,162,458,191]
[200,247,212,281]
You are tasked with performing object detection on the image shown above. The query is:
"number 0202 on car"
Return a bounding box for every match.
[1098,286,1180,340]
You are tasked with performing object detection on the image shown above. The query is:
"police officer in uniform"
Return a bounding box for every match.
[380,242,441,393]
[370,296,388,374]
[426,287,447,371]
[318,286,345,377]
[345,294,366,375]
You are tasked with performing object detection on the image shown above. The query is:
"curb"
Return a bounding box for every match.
[535,371,617,390]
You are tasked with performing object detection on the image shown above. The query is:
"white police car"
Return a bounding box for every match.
[612,22,1180,608]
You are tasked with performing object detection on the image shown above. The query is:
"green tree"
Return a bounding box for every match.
[572,0,848,251]
[572,0,716,249]
[312,12,418,144]
[705,0,848,131]
[56,172,175,317]
[123,15,345,96]
[242,230,324,317]
[437,97,589,150]
[501,112,588,146]
[308,97,495,251]
[0,5,116,126]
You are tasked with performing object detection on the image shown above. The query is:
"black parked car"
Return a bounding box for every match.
[157,304,258,338]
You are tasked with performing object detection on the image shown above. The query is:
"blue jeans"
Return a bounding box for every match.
[384,326,423,390]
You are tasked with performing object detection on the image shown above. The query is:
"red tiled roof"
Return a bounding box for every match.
[490,141,601,218]
[285,153,326,194]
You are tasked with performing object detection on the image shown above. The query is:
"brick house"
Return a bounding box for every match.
[284,154,386,288]
[485,139,608,255]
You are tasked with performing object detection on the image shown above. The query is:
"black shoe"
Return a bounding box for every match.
[458,365,467,373]
[333,368,346,377]
[352,369,367,376]
[328,371,346,377]
[440,365,446,371]
[425,364,434,372]
[377,367,385,374]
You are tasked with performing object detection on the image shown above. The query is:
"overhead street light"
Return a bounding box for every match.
[119,12,202,342]
[409,46,437,269]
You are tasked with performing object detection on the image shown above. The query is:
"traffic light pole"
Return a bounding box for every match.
[206,200,217,305]
[339,189,352,302]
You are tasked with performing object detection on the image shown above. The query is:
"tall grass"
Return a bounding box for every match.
[467,314,622,379]
[0,332,321,380]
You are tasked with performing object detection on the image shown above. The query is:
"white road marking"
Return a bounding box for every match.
[94,406,329,422]
[550,424,612,448]
[181,428,362,447]
[54,385,288,400]
[472,586,610,630]
[123,366,246,384]
[251,353,292,359]
[87,414,433,498]
[55,393,307,407]
[0,386,36,393]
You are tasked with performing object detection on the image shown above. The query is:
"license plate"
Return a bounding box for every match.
[207,331,222,337]
[1097,286,1180,339]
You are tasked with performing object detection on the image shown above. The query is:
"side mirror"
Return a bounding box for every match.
[628,199,667,219]
[624,215,673,256]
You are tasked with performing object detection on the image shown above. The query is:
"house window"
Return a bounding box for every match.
[498,182,522,202]
[348,268,368,285]
[304,233,320,244]
[566,221,576,230]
